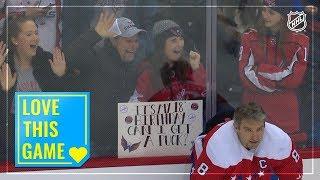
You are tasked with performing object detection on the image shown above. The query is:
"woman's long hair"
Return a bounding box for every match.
[149,36,190,89]
[254,8,290,61]
[7,16,36,52]
[0,15,37,70]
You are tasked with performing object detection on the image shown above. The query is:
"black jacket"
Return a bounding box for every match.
[66,30,138,157]
[0,47,72,162]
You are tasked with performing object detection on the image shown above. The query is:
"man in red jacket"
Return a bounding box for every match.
[191,102,302,180]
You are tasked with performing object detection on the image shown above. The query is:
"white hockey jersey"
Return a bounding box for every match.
[191,120,303,180]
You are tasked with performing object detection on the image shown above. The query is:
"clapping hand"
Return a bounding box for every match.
[0,41,7,68]
[0,64,17,92]
[0,41,15,91]
[49,47,66,77]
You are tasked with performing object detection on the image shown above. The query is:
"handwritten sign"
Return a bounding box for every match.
[118,100,203,158]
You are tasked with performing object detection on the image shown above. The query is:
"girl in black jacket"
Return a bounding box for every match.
[0,16,70,162]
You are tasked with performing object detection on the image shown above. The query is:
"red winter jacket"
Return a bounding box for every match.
[238,29,309,133]
[135,60,206,102]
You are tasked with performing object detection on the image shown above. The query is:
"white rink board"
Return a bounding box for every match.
[0,159,319,180]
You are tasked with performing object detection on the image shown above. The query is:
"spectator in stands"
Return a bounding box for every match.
[62,0,128,49]
[234,0,261,34]
[3,0,63,53]
[131,19,206,102]
[0,15,70,161]
[65,11,145,157]
[239,0,309,137]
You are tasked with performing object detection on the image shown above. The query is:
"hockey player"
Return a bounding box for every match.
[191,102,303,179]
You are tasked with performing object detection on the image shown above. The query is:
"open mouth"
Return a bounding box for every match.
[125,50,135,54]
[30,45,37,49]
[173,49,182,55]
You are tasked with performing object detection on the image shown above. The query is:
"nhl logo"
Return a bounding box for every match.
[287,11,307,33]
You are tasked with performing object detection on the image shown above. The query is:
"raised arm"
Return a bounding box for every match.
[65,11,116,68]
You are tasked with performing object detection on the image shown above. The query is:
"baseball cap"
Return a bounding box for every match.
[109,17,146,38]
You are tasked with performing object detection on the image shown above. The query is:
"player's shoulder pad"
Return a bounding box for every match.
[194,134,206,159]
[255,122,292,160]
[205,121,245,169]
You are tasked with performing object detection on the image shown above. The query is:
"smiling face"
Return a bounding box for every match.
[235,119,265,150]
[113,35,139,62]
[261,7,283,30]
[11,20,39,59]
[163,36,184,62]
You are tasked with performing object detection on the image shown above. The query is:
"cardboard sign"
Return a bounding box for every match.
[118,100,203,158]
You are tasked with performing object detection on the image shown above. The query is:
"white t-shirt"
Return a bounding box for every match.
[11,65,42,114]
